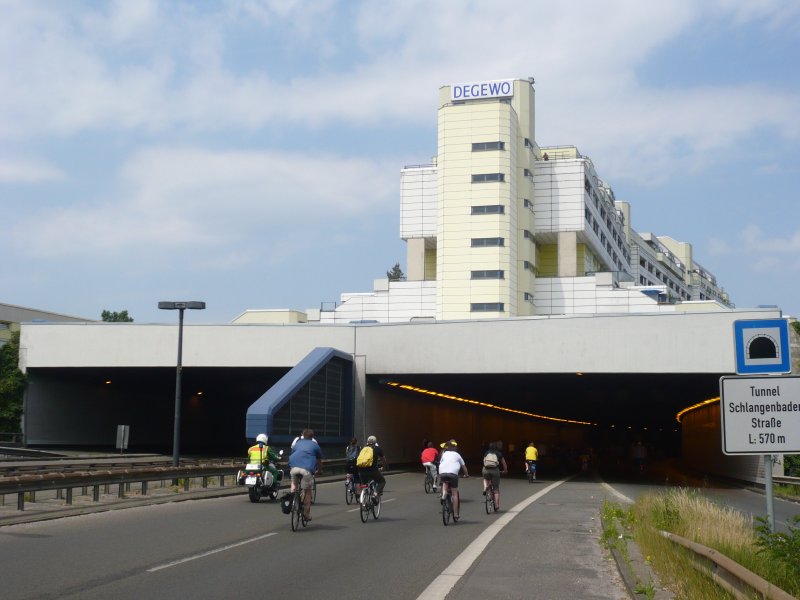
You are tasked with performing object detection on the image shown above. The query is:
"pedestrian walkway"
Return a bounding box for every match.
[422,477,630,600]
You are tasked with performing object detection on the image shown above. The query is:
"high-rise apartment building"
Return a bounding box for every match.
[300,78,731,324]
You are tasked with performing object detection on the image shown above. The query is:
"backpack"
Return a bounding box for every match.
[346,444,360,461]
[356,445,374,468]
[483,451,499,468]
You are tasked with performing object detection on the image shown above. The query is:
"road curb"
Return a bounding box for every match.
[601,512,674,599]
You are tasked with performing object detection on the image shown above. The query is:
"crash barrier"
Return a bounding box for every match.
[659,531,795,600]
[0,458,350,511]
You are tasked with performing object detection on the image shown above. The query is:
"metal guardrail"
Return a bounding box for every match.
[0,458,351,512]
[0,465,239,511]
[660,531,795,600]
[773,475,800,487]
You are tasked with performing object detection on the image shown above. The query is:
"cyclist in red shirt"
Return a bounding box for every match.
[420,441,439,492]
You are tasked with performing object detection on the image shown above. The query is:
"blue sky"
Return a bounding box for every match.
[1,0,799,323]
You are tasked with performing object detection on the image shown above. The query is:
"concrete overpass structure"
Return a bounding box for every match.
[18,307,795,482]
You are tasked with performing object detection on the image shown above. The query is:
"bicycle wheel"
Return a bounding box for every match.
[290,494,301,531]
[528,467,534,484]
[424,474,432,494]
[311,477,317,504]
[372,491,381,519]
[485,486,494,514]
[359,490,370,523]
[345,481,355,505]
[442,494,452,526]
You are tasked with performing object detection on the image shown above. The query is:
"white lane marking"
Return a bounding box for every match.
[147,532,277,572]
[416,476,574,600]
[601,482,634,504]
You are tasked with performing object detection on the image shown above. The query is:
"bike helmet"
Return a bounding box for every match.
[367,435,377,444]
[256,433,268,444]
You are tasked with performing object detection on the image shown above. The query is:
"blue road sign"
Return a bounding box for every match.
[733,319,791,374]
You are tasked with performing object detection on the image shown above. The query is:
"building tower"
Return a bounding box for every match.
[430,79,537,320]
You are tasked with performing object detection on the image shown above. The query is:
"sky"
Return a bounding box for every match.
[1,0,799,324]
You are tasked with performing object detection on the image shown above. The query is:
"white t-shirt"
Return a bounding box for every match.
[438,450,465,475]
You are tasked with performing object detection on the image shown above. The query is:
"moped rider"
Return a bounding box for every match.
[247,433,280,488]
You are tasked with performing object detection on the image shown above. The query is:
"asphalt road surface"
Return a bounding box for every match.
[1,472,629,600]
[2,469,796,600]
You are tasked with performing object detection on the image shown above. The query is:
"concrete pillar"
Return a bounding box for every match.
[558,231,578,276]
[406,238,426,281]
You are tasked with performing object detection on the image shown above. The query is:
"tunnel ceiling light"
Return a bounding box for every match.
[675,396,720,423]
[104,380,112,385]
[383,381,592,426]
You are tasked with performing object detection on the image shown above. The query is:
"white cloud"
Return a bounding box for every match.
[12,146,399,263]
[0,158,65,183]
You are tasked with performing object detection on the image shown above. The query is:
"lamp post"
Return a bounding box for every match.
[158,301,206,466]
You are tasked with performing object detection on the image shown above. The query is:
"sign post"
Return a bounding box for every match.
[116,425,130,455]
[720,375,800,531]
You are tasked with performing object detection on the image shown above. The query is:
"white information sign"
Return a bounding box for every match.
[720,375,800,455]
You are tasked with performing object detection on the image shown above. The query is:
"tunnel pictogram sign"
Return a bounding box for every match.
[733,319,791,374]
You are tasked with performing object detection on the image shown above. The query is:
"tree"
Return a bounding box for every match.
[101,310,134,322]
[386,263,405,281]
[0,331,25,433]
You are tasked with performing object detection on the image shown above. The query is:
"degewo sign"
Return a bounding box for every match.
[451,79,514,101]
[720,375,800,455]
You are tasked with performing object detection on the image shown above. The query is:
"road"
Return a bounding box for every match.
[1,469,797,600]
[1,472,629,600]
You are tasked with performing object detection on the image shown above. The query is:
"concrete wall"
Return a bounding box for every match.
[364,380,587,467]
[681,402,762,482]
[21,308,782,375]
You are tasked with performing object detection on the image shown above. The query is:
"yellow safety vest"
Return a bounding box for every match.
[525,446,538,461]
[247,445,269,464]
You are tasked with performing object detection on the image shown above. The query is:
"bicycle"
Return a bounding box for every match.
[424,465,436,494]
[358,480,381,523]
[345,473,357,505]
[441,484,454,525]
[311,472,317,504]
[484,478,497,514]
[526,460,537,483]
[290,488,308,531]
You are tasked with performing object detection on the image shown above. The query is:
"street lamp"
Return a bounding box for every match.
[158,301,206,466]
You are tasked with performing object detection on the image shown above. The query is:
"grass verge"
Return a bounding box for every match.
[629,488,800,599]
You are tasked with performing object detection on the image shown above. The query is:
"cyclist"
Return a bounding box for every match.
[525,441,538,480]
[345,437,361,488]
[246,433,280,488]
[482,442,508,510]
[357,435,387,498]
[288,428,323,521]
[438,440,469,521]
[420,441,439,492]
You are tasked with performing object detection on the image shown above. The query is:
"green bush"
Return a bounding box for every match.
[754,514,800,583]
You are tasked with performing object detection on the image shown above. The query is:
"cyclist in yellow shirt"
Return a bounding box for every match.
[524,441,538,480]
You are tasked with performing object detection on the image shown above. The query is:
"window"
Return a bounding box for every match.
[471,270,504,279]
[523,292,534,302]
[524,138,532,148]
[523,260,536,273]
[471,205,505,214]
[523,168,533,178]
[472,141,505,151]
[472,173,505,183]
[471,303,504,312]
[523,229,534,241]
[471,237,504,247]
